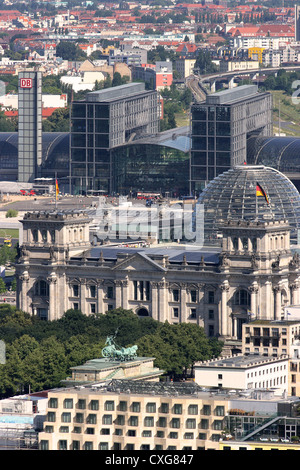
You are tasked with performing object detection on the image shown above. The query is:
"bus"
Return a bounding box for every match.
[135,192,161,200]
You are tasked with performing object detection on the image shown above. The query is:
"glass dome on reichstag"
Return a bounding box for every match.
[194,165,300,245]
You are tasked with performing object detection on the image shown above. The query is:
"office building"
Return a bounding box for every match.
[191,85,273,192]
[70,83,159,195]
[17,71,42,183]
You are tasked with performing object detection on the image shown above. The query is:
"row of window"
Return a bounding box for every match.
[40,440,215,450]
[48,398,224,416]
[46,415,223,430]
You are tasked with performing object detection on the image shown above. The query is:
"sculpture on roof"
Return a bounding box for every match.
[102,328,138,362]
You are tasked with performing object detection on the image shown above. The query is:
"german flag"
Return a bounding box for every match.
[55,179,59,198]
[256,182,269,204]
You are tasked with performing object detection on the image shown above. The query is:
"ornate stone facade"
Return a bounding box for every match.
[15,211,300,346]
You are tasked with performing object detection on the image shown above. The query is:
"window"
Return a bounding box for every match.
[186,419,196,429]
[87,414,97,424]
[188,404,198,415]
[61,413,71,423]
[77,399,86,409]
[58,440,68,451]
[105,401,115,411]
[63,399,73,409]
[208,291,215,304]
[131,402,140,412]
[90,303,96,314]
[173,307,179,318]
[172,289,179,302]
[48,398,58,408]
[90,400,99,410]
[190,290,197,302]
[72,284,79,297]
[158,417,166,428]
[173,404,182,414]
[144,417,154,427]
[107,286,114,299]
[190,308,197,319]
[89,285,96,298]
[47,412,56,422]
[129,416,138,426]
[35,280,49,297]
[171,418,180,428]
[146,403,156,413]
[234,289,250,306]
[119,401,127,412]
[160,403,169,413]
[102,415,112,425]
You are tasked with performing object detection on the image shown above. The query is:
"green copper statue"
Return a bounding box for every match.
[102,329,138,361]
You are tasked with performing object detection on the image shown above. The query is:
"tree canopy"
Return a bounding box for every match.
[0,305,223,397]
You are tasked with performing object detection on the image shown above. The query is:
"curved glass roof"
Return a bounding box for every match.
[194,165,300,245]
[0,132,70,174]
[248,136,300,173]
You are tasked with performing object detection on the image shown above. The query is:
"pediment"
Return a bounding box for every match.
[112,252,166,272]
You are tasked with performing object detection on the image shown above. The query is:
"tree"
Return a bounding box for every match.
[0,277,6,294]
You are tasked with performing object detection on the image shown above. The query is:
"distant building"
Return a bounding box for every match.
[17,70,42,183]
[295,5,300,42]
[190,85,273,192]
[70,82,159,194]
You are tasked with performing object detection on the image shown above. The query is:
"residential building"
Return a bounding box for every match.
[38,380,231,451]
[174,58,196,80]
[219,59,260,72]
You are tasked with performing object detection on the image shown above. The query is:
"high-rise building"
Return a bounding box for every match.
[190,85,273,193]
[70,83,159,195]
[18,71,42,183]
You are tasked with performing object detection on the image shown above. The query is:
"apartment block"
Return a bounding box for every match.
[38,380,230,451]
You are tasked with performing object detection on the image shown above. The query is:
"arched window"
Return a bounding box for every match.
[234,289,250,306]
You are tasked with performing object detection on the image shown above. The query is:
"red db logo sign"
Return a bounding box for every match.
[20,78,32,88]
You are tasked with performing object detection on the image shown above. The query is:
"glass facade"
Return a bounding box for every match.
[70,101,111,194]
[191,104,231,191]
[111,144,189,196]
[18,71,42,183]
[70,84,159,195]
[191,86,273,194]
[193,165,300,245]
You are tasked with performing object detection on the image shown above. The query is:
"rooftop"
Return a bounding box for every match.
[85,82,148,103]
[197,353,289,369]
[206,84,259,105]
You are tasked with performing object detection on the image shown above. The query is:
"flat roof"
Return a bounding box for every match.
[206,84,258,105]
[197,354,289,369]
[86,82,148,102]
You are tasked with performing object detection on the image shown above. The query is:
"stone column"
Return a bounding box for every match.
[249,283,258,318]
[220,282,229,338]
[158,279,167,323]
[290,282,299,305]
[197,284,205,328]
[180,283,188,323]
[47,272,57,320]
[97,280,104,314]
[273,285,282,320]
[151,282,159,321]
[121,279,129,310]
[114,280,122,309]
[80,279,86,314]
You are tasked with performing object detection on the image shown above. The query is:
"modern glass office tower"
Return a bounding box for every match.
[70,83,159,194]
[18,71,42,183]
[191,85,273,193]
